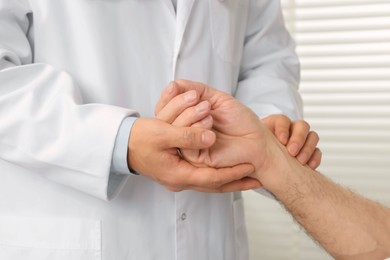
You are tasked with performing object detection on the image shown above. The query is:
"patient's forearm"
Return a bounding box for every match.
[264,153,390,259]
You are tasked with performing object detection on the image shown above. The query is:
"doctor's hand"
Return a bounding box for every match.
[127,118,260,193]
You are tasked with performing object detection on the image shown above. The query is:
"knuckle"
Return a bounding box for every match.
[183,128,197,146]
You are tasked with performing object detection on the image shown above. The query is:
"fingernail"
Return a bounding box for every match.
[288,143,299,155]
[202,131,215,145]
[195,101,209,113]
[184,90,197,102]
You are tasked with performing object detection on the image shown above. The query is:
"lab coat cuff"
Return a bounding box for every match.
[111,116,139,175]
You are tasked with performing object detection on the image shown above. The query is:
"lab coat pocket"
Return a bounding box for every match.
[209,0,250,65]
[0,217,101,260]
[233,198,249,260]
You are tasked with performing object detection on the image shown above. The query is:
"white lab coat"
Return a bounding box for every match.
[0,0,302,259]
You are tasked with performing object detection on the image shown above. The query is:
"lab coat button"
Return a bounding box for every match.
[181,213,187,221]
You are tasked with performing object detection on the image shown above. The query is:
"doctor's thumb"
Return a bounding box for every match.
[167,126,216,149]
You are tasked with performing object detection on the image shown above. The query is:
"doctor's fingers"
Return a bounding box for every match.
[163,125,216,149]
[155,80,211,114]
[155,82,176,115]
[155,81,196,116]
[155,82,180,115]
[156,89,200,123]
[174,80,228,103]
[190,115,213,129]
[171,102,212,128]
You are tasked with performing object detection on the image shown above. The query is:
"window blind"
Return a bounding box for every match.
[243,1,390,259]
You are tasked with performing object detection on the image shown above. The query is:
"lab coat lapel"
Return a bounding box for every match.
[162,0,176,16]
[172,0,195,78]
[176,0,195,41]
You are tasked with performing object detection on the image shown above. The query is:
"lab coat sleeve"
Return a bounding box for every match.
[235,0,303,120]
[0,1,137,200]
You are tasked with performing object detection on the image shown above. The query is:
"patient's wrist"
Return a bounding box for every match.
[256,138,305,193]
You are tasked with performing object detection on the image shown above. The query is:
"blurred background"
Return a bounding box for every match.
[243,0,390,259]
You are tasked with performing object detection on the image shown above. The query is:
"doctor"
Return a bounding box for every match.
[0,0,318,259]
